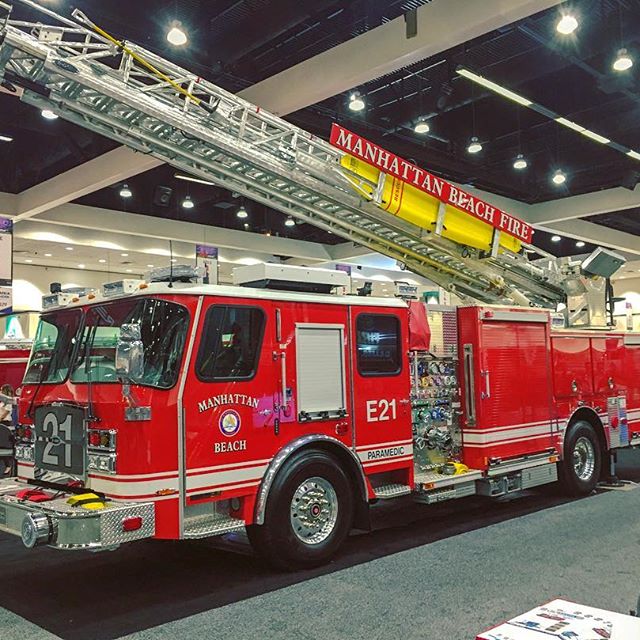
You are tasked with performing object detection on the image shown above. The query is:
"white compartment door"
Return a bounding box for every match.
[295,324,346,421]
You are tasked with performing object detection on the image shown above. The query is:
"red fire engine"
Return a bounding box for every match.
[0,263,635,569]
[0,3,638,570]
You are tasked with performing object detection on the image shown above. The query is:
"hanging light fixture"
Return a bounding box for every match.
[167,22,188,46]
[576,240,585,248]
[181,195,195,209]
[41,109,58,120]
[119,183,132,198]
[556,14,578,35]
[467,136,482,154]
[513,153,528,170]
[551,235,561,242]
[284,217,295,227]
[348,92,365,112]
[552,169,567,185]
[613,48,633,72]
[236,206,248,219]
[414,118,430,134]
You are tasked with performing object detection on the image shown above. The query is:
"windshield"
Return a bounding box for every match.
[70,299,189,388]
[23,309,82,384]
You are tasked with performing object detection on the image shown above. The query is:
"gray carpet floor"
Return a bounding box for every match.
[2,450,640,640]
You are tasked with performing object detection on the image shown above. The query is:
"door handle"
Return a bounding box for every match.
[480,370,491,399]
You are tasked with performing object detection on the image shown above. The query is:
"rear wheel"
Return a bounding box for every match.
[247,450,354,570]
[558,420,601,496]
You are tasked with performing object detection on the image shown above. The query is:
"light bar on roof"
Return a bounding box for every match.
[456,68,532,107]
[457,66,639,162]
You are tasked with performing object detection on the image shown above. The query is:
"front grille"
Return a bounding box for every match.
[34,404,86,477]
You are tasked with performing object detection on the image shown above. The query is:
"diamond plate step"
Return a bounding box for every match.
[374,483,412,499]
[183,513,245,539]
[414,468,483,490]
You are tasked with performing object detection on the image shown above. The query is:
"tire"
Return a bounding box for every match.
[558,420,602,496]
[247,449,354,570]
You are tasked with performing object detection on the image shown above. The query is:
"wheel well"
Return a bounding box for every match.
[309,443,370,530]
[567,408,608,475]
[254,437,371,530]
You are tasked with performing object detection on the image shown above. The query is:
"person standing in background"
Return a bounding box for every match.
[0,384,15,476]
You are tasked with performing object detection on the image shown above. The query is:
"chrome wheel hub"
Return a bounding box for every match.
[573,436,596,481]
[290,476,338,545]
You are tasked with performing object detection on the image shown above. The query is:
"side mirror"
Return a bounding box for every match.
[115,323,144,381]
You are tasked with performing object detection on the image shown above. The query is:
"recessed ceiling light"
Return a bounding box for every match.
[44,253,52,257]
[167,22,188,46]
[126,269,133,273]
[119,183,132,198]
[414,119,430,134]
[41,109,59,120]
[513,154,528,170]
[576,241,585,248]
[171,258,177,263]
[121,252,129,257]
[552,169,567,185]
[65,246,74,251]
[78,264,85,269]
[147,264,154,268]
[551,235,561,242]
[348,92,365,112]
[181,195,195,209]
[25,259,33,263]
[284,216,295,227]
[236,206,248,219]
[98,259,106,263]
[613,48,633,72]
[556,14,578,35]
[467,136,482,154]
[0,135,13,142]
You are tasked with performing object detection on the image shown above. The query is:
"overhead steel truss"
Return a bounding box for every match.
[0,0,567,307]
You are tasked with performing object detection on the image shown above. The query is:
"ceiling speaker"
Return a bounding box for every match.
[153,185,173,207]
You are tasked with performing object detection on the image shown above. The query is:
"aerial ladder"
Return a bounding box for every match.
[0,1,625,326]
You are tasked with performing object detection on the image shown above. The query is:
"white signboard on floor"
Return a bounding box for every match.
[477,599,640,640]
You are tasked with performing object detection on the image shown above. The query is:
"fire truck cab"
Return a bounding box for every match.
[0,264,637,569]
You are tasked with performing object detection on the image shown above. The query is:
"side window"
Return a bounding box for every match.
[356,313,401,376]
[196,305,265,381]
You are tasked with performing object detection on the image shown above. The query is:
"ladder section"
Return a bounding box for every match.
[0,2,565,308]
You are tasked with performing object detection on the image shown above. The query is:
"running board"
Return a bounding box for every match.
[413,469,483,505]
[183,514,245,539]
[374,483,412,499]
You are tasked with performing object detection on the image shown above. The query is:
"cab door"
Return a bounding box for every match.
[183,298,278,505]
[350,308,413,471]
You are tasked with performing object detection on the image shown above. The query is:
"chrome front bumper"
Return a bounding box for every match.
[0,479,155,550]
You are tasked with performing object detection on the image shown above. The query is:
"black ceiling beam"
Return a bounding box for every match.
[213,0,343,67]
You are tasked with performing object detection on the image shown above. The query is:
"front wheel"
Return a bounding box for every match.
[247,450,354,570]
[558,420,602,496]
